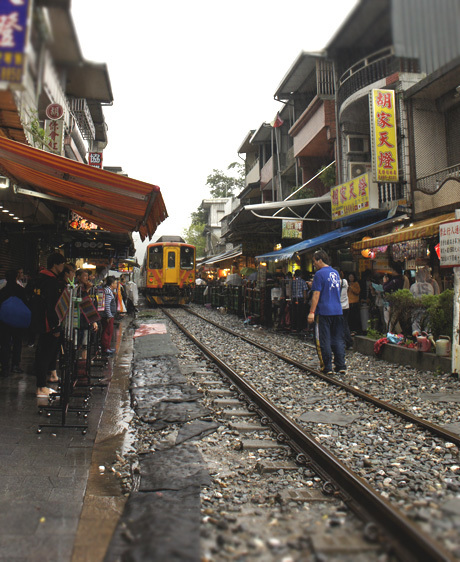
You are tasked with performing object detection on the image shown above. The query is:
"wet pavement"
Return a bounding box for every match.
[0,317,133,562]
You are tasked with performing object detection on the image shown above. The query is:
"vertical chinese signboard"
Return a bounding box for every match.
[330,173,379,221]
[0,0,30,85]
[44,103,64,155]
[370,89,399,183]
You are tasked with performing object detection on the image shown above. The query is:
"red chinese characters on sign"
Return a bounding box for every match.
[375,91,393,109]
[378,131,394,148]
[330,173,375,220]
[371,89,399,182]
[376,111,393,129]
[332,189,339,206]
[378,151,396,169]
[358,176,367,196]
[349,182,357,199]
[44,119,63,155]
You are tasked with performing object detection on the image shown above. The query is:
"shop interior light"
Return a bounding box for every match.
[18,219,24,223]
[0,176,9,189]
[82,262,96,269]
[2,209,8,213]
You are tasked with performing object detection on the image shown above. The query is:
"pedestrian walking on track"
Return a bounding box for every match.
[308,250,346,376]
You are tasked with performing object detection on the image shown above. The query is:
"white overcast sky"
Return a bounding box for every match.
[70,0,358,258]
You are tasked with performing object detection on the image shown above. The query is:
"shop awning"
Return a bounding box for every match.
[256,215,403,262]
[0,137,167,240]
[201,245,242,266]
[351,212,455,251]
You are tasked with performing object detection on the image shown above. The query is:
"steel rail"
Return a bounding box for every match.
[163,307,454,562]
[183,306,460,448]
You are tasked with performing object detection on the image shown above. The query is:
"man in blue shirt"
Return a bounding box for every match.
[307,249,346,375]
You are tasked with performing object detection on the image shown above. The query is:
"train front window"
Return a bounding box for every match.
[149,247,163,269]
[180,247,194,270]
[167,252,176,268]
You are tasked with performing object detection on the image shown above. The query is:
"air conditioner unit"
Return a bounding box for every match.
[348,161,372,180]
[347,135,369,154]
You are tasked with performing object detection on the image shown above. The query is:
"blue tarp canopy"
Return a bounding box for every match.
[255,217,399,262]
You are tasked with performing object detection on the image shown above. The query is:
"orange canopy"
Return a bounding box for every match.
[0,137,168,240]
[351,212,455,250]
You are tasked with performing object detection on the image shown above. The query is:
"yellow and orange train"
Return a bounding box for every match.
[140,236,196,305]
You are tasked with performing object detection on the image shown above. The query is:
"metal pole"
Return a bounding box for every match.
[452,208,460,375]
[271,128,275,202]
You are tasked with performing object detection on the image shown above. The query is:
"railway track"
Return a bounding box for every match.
[160,305,459,562]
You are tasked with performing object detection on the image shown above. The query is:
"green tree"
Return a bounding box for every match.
[183,221,206,258]
[206,162,244,197]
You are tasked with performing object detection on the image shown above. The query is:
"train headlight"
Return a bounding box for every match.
[149,277,154,284]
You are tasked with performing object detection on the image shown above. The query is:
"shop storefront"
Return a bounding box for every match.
[351,212,455,289]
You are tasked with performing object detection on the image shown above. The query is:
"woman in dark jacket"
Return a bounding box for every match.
[0,269,28,377]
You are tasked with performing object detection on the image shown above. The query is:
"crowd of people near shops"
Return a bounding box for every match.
[266,262,441,339]
[0,252,139,398]
[197,251,445,374]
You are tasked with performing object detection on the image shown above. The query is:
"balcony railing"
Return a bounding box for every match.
[69,98,96,140]
[378,182,407,205]
[337,47,420,112]
[416,163,460,194]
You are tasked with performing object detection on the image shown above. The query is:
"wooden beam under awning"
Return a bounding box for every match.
[0,136,168,240]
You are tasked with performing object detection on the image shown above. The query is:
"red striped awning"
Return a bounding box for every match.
[351,212,455,250]
[0,136,168,240]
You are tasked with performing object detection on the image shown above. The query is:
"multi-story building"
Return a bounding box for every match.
[229,0,460,277]
[327,0,460,275]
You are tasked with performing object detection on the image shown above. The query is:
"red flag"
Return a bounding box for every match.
[271,112,284,128]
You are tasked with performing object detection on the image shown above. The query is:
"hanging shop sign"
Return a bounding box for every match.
[370,89,399,183]
[44,119,64,155]
[45,103,64,120]
[330,172,379,220]
[88,152,103,168]
[71,240,106,259]
[0,0,30,84]
[439,219,460,267]
[391,239,426,262]
[282,219,302,239]
[68,211,102,231]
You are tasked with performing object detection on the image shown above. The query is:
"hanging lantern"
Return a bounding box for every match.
[435,243,441,260]
[361,237,372,258]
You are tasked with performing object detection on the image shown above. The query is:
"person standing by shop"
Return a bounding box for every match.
[291,269,307,333]
[33,252,66,397]
[100,276,118,355]
[347,272,361,334]
[339,270,353,349]
[0,269,28,376]
[308,250,346,375]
